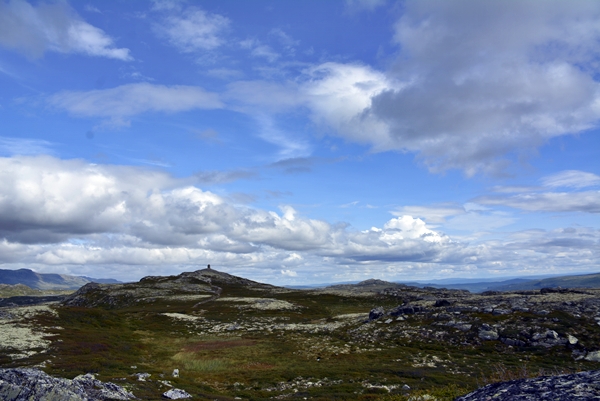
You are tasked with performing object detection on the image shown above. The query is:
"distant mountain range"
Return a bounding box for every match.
[2,268,599,293]
[287,272,600,293]
[0,268,120,290]
[408,272,600,293]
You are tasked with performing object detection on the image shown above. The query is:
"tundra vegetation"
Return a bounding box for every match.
[1,268,600,400]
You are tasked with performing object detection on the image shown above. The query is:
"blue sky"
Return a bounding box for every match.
[0,0,599,284]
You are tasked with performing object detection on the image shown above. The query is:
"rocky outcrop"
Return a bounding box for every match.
[455,369,600,400]
[0,368,135,400]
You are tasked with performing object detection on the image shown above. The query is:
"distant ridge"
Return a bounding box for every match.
[408,272,600,293]
[489,272,600,292]
[0,268,120,290]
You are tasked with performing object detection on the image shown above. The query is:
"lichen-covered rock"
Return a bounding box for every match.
[455,370,600,400]
[163,388,192,399]
[585,351,600,362]
[0,368,135,400]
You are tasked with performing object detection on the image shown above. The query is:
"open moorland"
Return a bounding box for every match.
[1,268,600,400]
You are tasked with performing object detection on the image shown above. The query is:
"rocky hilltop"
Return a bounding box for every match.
[63,267,283,308]
[1,268,600,400]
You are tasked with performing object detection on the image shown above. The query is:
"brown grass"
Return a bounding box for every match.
[183,339,256,352]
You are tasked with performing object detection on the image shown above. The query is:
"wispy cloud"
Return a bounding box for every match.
[542,170,600,189]
[268,157,321,174]
[0,137,53,156]
[152,4,230,53]
[48,83,223,125]
[0,0,131,60]
[253,114,311,160]
[193,169,256,184]
[476,170,600,214]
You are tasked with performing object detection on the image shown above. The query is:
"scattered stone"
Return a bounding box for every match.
[434,299,451,307]
[133,372,151,381]
[384,318,393,324]
[584,351,600,362]
[501,338,526,347]
[479,330,499,341]
[163,388,192,399]
[567,334,578,345]
[389,305,426,316]
[369,306,385,321]
[455,369,600,400]
[172,369,179,378]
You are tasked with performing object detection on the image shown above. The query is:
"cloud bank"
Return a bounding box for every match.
[0,156,598,282]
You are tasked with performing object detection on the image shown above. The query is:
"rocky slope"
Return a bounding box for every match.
[0,368,134,400]
[456,369,600,400]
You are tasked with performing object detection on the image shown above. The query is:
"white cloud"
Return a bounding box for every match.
[478,191,600,214]
[253,114,311,160]
[542,170,600,189]
[0,156,462,266]
[240,38,280,62]
[392,203,516,239]
[228,2,600,176]
[475,170,600,214]
[0,137,53,156]
[225,62,395,157]
[0,156,598,282]
[153,5,230,52]
[301,62,396,147]
[0,0,131,60]
[392,204,465,224]
[364,0,600,175]
[49,83,223,124]
[269,28,299,49]
[281,269,298,277]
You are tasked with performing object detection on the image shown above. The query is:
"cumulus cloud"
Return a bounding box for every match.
[0,156,466,268]
[0,156,598,282]
[232,2,600,176]
[0,0,131,60]
[363,0,600,175]
[225,63,394,157]
[153,4,230,53]
[49,83,223,124]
